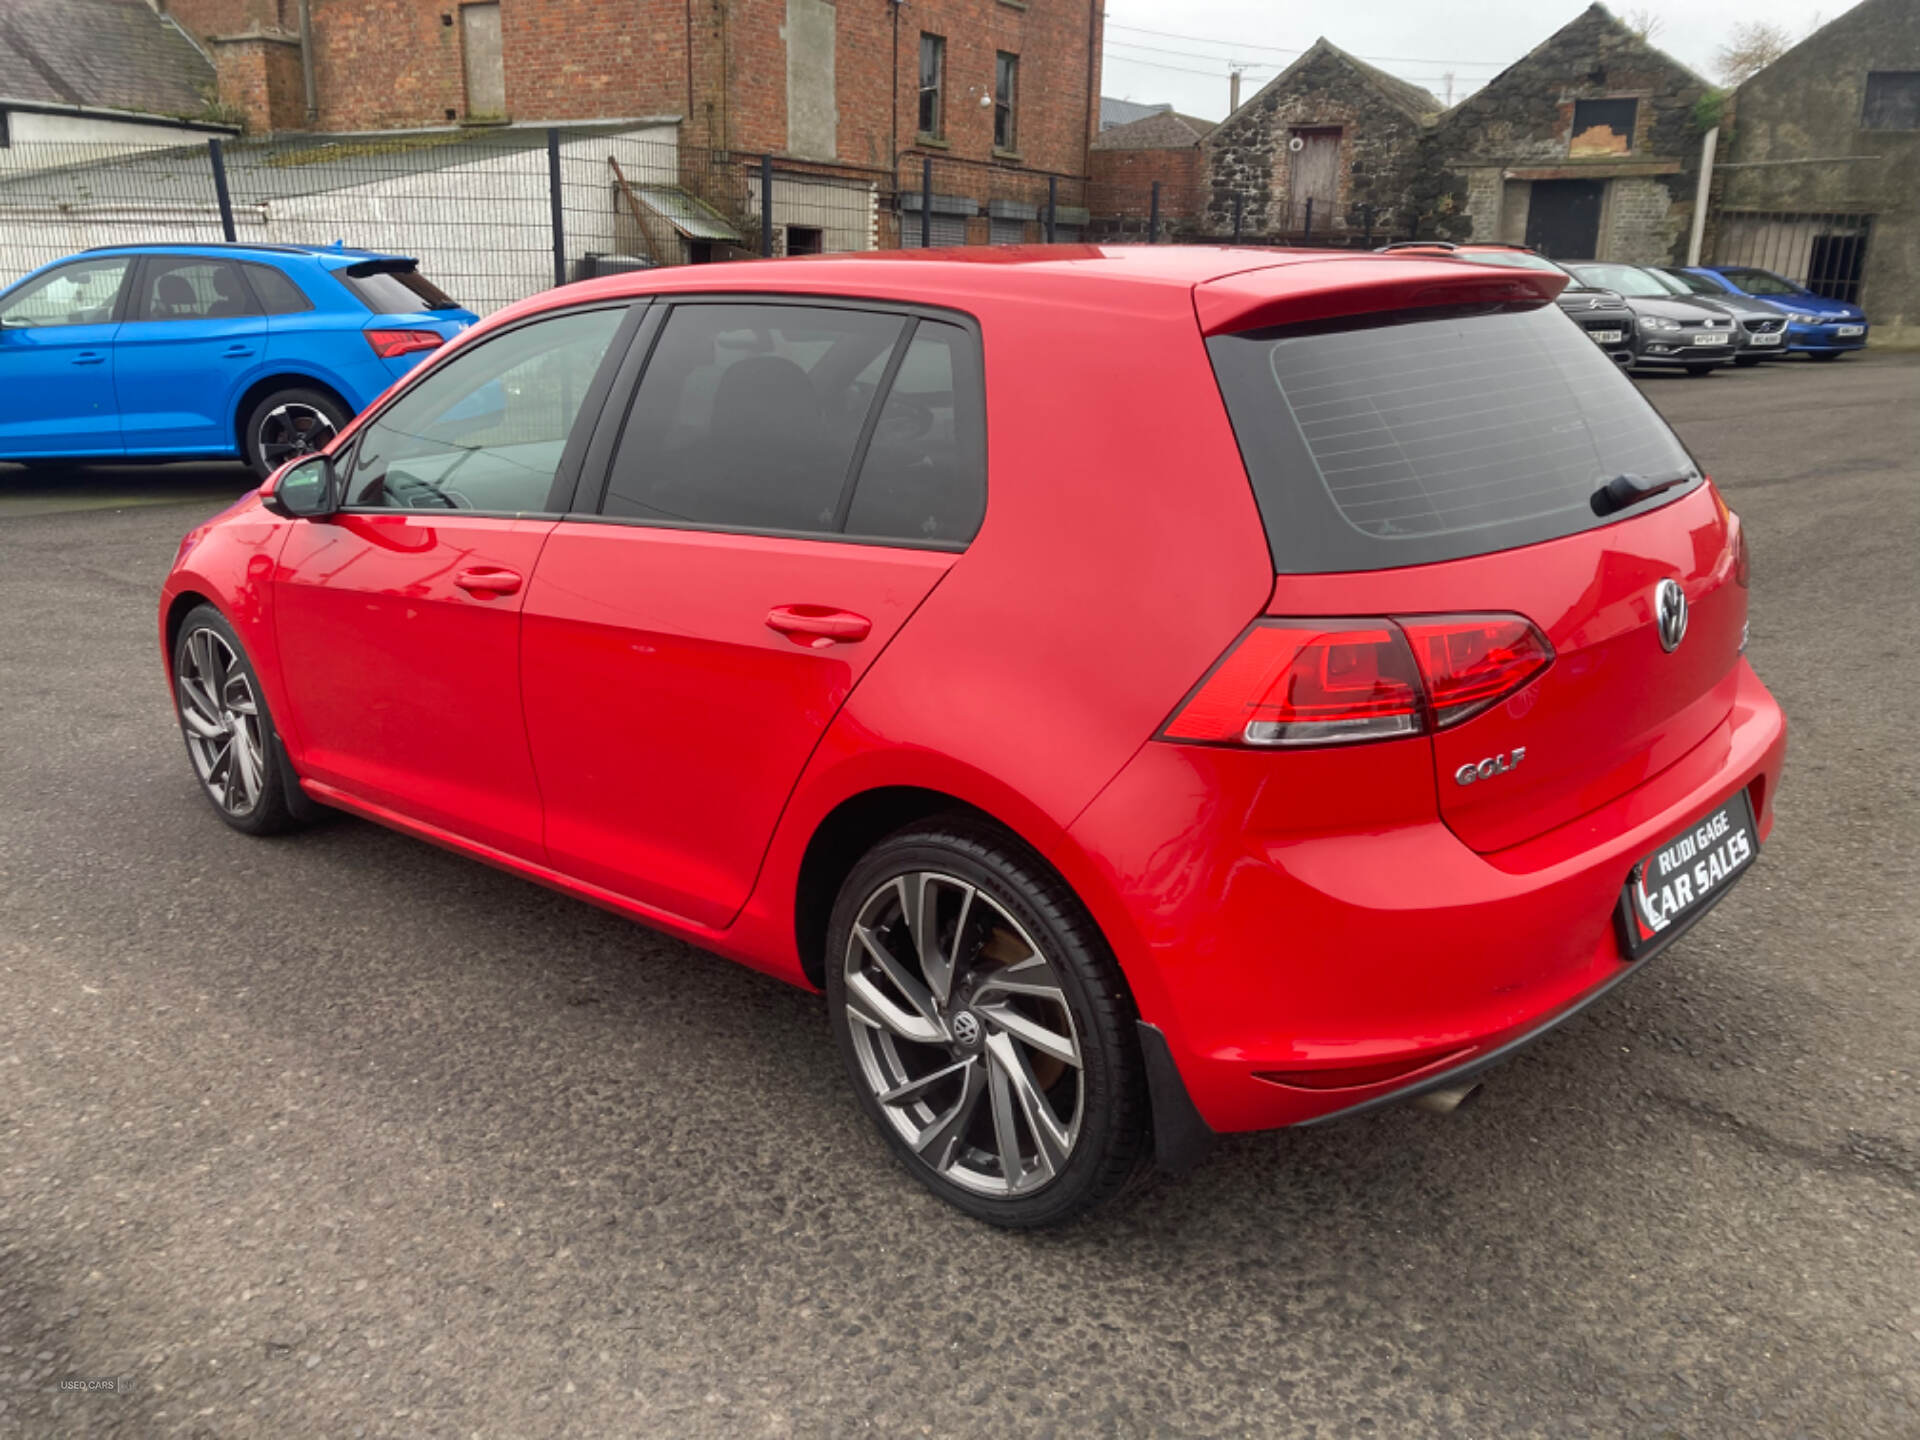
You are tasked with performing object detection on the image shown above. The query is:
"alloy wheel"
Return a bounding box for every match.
[842,871,1085,1197]
[176,628,268,816]
[256,402,337,468]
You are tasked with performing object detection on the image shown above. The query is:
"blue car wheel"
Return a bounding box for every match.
[242,386,349,478]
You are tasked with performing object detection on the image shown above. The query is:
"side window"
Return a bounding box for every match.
[602,303,906,534]
[345,306,624,513]
[241,263,315,316]
[136,257,262,322]
[845,320,986,544]
[0,257,130,328]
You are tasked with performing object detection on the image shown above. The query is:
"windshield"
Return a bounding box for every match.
[1568,264,1671,298]
[1207,303,1700,573]
[1454,250,1567,274]
[1641,269,1696,297]
[1661,269,1725,296]
[1720,267,1806,297]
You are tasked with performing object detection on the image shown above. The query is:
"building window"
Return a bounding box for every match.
[1569,97,1637,157]
[1862,72,1920,130]
[0,109,10,147]
[994,53,1019,153]
[918,34,946,139]
[786,225,824,256]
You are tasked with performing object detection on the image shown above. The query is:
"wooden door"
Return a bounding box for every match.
[1288,129,1341,225]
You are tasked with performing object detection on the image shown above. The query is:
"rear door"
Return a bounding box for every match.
[521,300,987,928]
[0,255,131,458]
[1205,295,1745,855]
[114,253,270,455]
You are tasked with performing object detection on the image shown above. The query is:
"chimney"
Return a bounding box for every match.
[1229,67,1243,112]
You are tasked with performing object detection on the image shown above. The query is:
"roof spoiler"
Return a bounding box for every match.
[1194,257,1568,338]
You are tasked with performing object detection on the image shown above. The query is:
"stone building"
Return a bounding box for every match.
[1432,4,1711,261]
[1712,0,1920,344]
[1201,39,1439,241]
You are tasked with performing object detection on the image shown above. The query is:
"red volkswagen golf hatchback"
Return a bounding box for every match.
[160,247,1785,1226]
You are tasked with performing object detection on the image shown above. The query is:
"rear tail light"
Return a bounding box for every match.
[364,328,444,359]
[1161,615,1553,749]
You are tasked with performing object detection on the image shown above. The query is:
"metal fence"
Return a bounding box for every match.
[1704,210,1874,304]
[1,125,1409,315]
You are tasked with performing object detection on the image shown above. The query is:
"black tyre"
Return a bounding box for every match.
[1684,363,1718,376]
[1808,350,1844,363]
[241,386,348,478]
[171,604,306,836]
[825,816,1150,1228]
[1734,355,1763,368]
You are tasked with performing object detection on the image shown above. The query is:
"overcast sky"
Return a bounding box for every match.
[1100,0,1838,120]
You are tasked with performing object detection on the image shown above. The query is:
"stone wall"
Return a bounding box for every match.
[1201,44,1434,239]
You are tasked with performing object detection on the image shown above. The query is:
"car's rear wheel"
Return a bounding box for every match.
[242,387,348,479]
[172,604,304,835]
[825,818,1149,1227]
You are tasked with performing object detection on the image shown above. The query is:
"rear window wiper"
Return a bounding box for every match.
[1592,470,1694,516]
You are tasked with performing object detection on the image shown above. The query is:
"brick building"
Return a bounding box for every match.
[1432,4,1712,261]
[1202,39,1439,241]
[1086,109,1212,240]
[158,0,1102,244]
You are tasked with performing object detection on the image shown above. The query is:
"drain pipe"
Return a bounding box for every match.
[1687,126,1718,267]
[296,0,319,128]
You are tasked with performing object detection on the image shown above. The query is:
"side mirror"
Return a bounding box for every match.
[260,454,338,519]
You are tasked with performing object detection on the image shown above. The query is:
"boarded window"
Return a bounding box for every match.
[1862,72,1920,130]
[460,3,504,119]
[1569,98,1636,156]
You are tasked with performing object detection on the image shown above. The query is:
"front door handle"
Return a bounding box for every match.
[766,604,872,647]
[72,352,106,366]
[454,566,523,596]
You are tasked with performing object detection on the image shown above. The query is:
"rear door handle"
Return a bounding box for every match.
[766,604,872,647]
[222,344,255,358]
[72,352,105,366]
[454,567,523,596]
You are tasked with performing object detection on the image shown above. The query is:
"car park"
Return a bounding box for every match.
[158,247,1785,1227]
[0,243,477,475]
[1562,262,1744,375]
[1668,265,1869,360]
[1382,242,1636,365]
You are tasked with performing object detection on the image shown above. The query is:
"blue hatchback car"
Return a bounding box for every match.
[1674,265,1870,360]
[0,243,477,474]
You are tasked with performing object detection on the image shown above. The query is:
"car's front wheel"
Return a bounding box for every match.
[1808,350,1844,363]
[242,387,348,479]
[1684,363,1719,376]
[172,604,305,835]
[825,818,1150,1227]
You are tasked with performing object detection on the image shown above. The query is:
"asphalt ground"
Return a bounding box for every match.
[2,354,1917,1438]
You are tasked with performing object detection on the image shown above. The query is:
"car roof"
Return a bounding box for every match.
[77,241,407,268]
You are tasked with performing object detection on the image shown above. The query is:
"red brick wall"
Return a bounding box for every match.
[170,0,1101,183]
[1088,147,1204,225]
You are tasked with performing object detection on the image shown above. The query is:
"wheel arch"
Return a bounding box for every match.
[230,373,354,455]
[162,588,220,676]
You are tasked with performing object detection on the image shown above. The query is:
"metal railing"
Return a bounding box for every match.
[1704,210,1874,304]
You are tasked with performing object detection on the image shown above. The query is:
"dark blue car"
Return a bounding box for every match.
[0,243,477,474]
[1673,265,1869,360]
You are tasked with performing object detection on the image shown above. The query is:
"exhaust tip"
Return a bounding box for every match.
[1411,1082,1484,1116]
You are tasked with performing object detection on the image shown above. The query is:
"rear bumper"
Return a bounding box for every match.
[1073,658,1787,1135]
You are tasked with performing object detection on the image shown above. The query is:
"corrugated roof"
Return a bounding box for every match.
[0,0,215,118]
[633,184,743,243]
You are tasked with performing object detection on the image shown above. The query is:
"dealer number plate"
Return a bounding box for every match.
[1693,332,1729,345]
[1589,329,1624,344]
[1750,332,1782,345]
[1837,324,1864,337]
[1618,791,1759,958]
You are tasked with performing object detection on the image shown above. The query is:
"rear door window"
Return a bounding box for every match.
[844,320,986,544]
[134,256,261,322]
[240,263,315,315]
[1208,303,1699,573]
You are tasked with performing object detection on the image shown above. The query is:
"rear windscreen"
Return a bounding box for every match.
[1207,304,1700,573]
[336,262,461,313]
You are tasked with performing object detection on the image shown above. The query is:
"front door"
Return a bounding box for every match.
[1288,128,1341,228]
[1525,180,1605,260]
[522,301,988,928]
[0,255,131,458]
[114,253,269,456]
[273,303,631,861]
